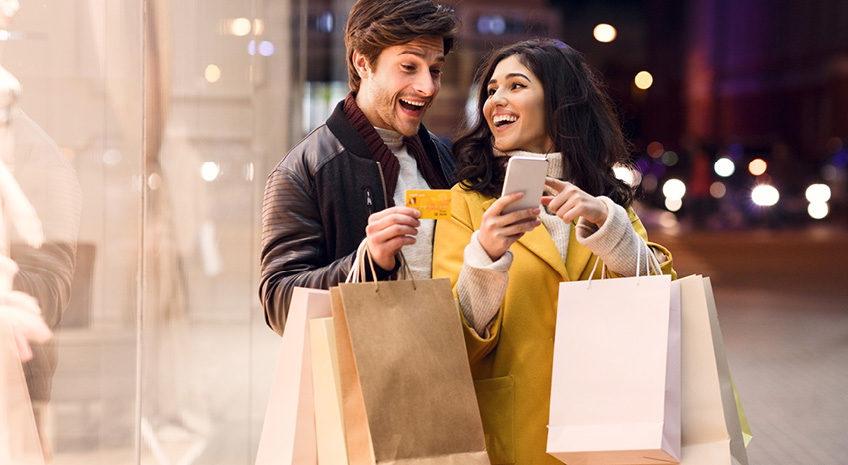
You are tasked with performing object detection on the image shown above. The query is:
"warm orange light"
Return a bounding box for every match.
[748,158,767,176]
[634,71,653,90]
[593,24,617,43]
[647,141,664,158]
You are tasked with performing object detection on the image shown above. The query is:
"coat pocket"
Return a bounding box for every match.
[474,374,515,464]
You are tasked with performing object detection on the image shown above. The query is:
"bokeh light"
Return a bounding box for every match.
[647,141,664,158]
[613,164,639,187]
[634,71,653,90]
[230,17,251,36]
[205,64,221,83]
[661,151,678,166]
[805,183,831,203]
[662,178,686,200]
[593,23,617,43]
[201,162,221,181]
[808,202,829,220]
[665,198,682,212]
[751,185,779,206]
[748,158,767,176]
[714,157,735,177]
[709,181,726,199]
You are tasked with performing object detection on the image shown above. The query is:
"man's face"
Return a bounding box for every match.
[354,35,445,137]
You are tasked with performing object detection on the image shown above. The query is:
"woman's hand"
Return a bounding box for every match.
[478,192,541,261]
[542,177,609,227]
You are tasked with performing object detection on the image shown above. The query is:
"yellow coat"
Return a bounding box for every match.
[432,184,675,465]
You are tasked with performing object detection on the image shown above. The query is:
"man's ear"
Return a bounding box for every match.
[352,50,371,80]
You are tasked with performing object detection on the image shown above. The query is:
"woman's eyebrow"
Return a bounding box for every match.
[488,72,530,86]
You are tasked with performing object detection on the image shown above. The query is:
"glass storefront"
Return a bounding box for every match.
[1,0,333,463]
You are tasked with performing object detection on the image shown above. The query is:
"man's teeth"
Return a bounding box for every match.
[494,115,518,126]
[400,99,425,107]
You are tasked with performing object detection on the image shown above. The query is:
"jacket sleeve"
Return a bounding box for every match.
[259,166,357,337]
[433,187,502,364]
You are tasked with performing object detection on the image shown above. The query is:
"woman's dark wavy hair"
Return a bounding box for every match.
[453,39,634,207]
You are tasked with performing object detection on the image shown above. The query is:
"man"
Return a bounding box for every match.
[259,0,459,336]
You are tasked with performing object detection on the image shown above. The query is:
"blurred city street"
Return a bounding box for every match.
[652,224,848,464]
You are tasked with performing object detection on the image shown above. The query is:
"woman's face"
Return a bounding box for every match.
[483,55,552,154]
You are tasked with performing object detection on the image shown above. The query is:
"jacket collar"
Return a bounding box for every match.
[325,98,441,163]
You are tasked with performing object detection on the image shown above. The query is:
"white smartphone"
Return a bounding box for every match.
[501,156,549,214]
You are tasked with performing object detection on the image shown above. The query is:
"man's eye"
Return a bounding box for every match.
[430,68,442,76]
[402,64,415,71]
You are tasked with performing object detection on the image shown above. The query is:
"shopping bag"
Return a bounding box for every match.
[547,248,681,465]
[331,243,490,465]
[0,320,45,465]
[255,287,331,465]
[677,275,749,465]
[309,317,349,465]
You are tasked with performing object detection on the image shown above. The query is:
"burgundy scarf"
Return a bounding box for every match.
[342,93,448,204]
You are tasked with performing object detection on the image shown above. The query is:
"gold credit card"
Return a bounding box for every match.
[405,189,451,219]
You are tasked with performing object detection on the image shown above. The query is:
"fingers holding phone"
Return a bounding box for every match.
[478,192,541,261]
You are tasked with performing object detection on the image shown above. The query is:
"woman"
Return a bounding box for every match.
[433,39,675,464]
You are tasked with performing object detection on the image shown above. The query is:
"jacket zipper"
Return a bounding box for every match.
[365,188,373,215]
[375,161,389,208]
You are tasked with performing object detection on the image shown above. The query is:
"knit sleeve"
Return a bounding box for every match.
[456,230,512,336]
[574,196,664,276]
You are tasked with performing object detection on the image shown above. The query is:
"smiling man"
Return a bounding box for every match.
[259,0,459,335]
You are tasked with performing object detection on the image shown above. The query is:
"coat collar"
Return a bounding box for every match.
[479,197,593,282]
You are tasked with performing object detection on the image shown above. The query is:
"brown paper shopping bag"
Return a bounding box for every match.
[255,287,331,465]
[331,244,490,465]
[309,317,349,465]
[677,275,749,465]
[0,320,45,465]
[548,247,681,465]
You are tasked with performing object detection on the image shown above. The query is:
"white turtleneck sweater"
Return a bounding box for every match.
[456,149,666,336]
[373,127,435,280]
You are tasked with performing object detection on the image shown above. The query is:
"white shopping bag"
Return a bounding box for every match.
[678,275,749,465]
[548,252,681,465]
[255,287,331,465]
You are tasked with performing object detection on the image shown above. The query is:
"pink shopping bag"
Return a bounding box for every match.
[255,287,331,465]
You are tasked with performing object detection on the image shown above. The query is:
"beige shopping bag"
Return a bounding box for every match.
[255,287,331,465]
[547,251,680,465]
[677,275,749,465]
[331,244,490,465]
[0,320,45,465]
[309,317,349,465]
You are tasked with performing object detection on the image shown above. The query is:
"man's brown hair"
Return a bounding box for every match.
[345,0,459,92]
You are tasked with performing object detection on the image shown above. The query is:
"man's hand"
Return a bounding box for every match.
[542,177,609,227]
[365,206,421,270]
[478,192,541,261]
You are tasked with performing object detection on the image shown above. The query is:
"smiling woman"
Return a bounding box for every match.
[433,39,675,465]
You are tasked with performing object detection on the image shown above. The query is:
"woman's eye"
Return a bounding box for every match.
[511,82,526,90]
[486,88,496,96]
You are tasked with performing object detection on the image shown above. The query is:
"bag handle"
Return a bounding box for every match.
[586,238,663,288]
[346,240,416,291]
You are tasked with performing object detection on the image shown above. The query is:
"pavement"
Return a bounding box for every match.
[652,225,848,464]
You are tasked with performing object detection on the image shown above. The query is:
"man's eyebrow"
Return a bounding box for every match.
[397,48,446,63]
[487,72,530,86]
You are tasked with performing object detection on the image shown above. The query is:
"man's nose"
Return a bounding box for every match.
[413,70,437,96]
